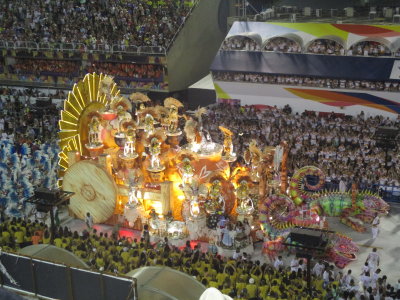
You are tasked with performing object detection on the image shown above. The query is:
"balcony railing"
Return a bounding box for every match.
[0,41,167,56]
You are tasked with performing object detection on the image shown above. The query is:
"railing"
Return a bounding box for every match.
[0,250,137,300]
[0,41,167,56]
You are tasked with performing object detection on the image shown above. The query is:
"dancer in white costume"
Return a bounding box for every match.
[371,213,380,240]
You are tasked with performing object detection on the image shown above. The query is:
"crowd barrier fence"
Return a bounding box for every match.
[0,251,137,300]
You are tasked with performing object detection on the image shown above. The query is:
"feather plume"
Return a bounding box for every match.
[194,107,207,120]
[154,105,169,119]
[184,118,198,143]
[164,97,183,108]
[99,76,115,94]
[141,107,160,120]
[122,120,136,131]
[146,127,167,144]
[129,92,151,103]
[110,96,132,111]
[219,126,233,136]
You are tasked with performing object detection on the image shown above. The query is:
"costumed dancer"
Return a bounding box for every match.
[371,212,380,240]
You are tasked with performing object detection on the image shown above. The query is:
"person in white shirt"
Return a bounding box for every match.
[232,248,241,260]
[323,268,331,288]
[371,213,380,240]
[85,212,94,230]
[366,248,380,272]
[360,271,371,289]
[274,256,284,270]
[370,268,380,289]
[290,257,299,272]
[361,262,370,275]
[312,260,325,277]
[341,269,353,286]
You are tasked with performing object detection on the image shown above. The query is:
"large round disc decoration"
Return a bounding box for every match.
[63,160,117,223]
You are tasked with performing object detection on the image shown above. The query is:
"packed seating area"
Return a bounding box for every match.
[221,37,261,51]
[349,41,392,57]
[264,38,301,53]
[9,58,81,77]
[306,39,344,55]
[0,0,192,49]
[221,38,396,57]
[1,56,168,91]
[204,104,400,193]
[1,218,399,300]
[212,71,400,92]
[84,62,164,81]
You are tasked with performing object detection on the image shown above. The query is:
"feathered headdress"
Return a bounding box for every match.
[184,118,199,143]
[111,96,132,111]
[122,120,136,131]
[20,143,31,156]
[11,153,20,166]
[129,92,151,103]
[164,97,183,108]
[146,127,167,144]
[193,107,207,120]
[99,76,115,95]
[141,107,160,120]
[219,126,233,137]
[154,105,169,120]
[177,149,198,162]
[87,111,102,120]
[249,140,262,163]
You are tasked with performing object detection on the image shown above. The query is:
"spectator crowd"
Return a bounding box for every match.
[0,0,192,49]
[221,37,397,57]
[85,61,164,81]
[212,71,400,93]
[204,104,400,192]
[1,217,400,300]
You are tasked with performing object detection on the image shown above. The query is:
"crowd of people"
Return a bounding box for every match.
[349,42,392,57]
[1,217,399,300]
[264,37,302,53]
[0,87,61,216]
[212,71,400,93]
[204,104,400,192]
[221,37,261,51]
[9,58,81,77]
[0,0,191,49]
[306,40,344,56]
[221,37,397,57]
[84,62,164,81]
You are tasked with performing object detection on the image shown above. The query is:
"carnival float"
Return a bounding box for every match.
[58,73,389,267]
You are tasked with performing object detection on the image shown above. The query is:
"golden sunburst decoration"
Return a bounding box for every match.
[164,97,183,108]
[58,73,120,185]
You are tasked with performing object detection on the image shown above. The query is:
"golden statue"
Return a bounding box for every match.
[120,121,138,159]
[236,180,254,215]
[205,179,225,214]
[164,97,183,136]
[219,126,236,162]
[88,115,101,146]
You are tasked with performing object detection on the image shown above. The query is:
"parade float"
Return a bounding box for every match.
[58,73,389,264]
